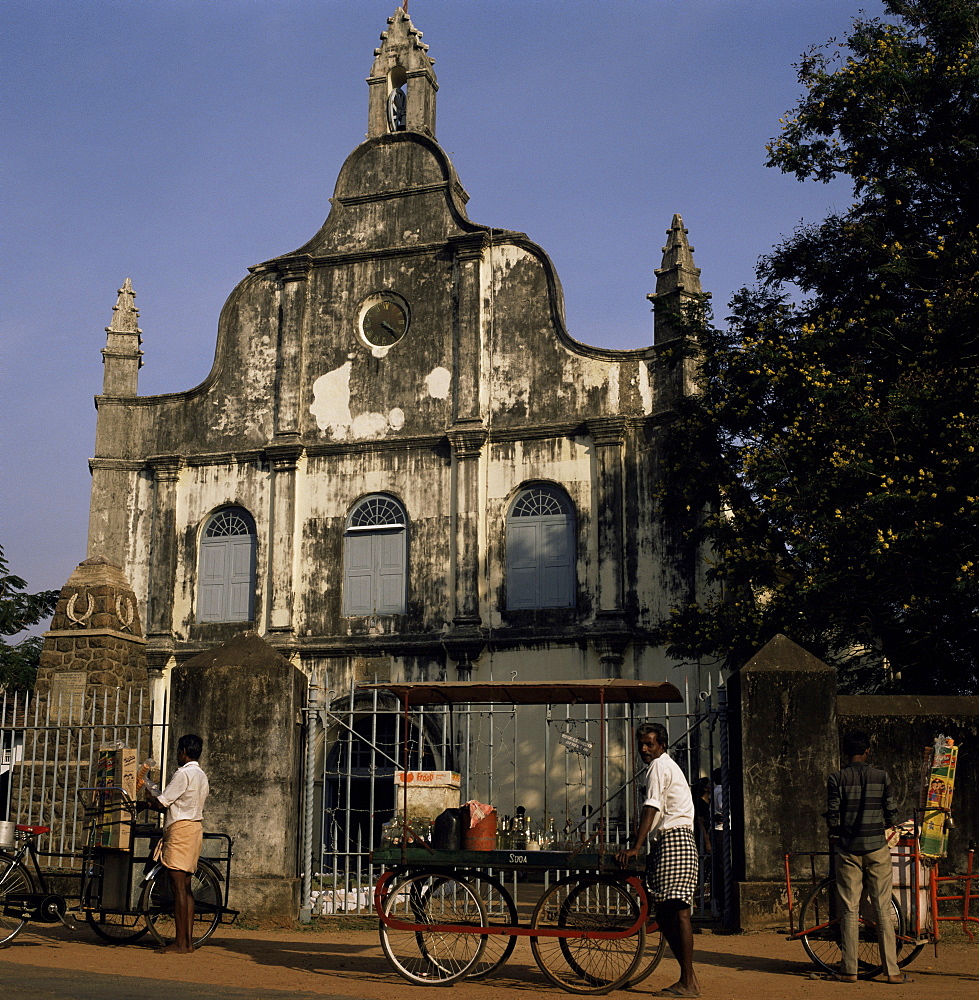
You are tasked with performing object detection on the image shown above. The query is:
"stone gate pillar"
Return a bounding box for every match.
[36,556,149,713]
[727,634,838,929]
[167,632,307,922]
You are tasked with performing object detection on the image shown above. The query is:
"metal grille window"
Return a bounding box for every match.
[343,495,407,615]
[197,507,257,622]
[506,486,575,610]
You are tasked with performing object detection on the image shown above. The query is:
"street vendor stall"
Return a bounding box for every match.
[367,679,683,993]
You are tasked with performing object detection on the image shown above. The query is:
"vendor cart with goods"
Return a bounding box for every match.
[368,679,686,993]
[1,746,237,947]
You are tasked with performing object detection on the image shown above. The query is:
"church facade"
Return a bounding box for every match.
[86,9,707,710]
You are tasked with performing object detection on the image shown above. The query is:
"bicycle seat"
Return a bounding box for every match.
[15,824,49,835]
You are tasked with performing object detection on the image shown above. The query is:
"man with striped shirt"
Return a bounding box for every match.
[825,731,911,984]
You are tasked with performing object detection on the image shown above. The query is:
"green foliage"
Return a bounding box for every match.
[654,1,979,693]
[0,545,59,691]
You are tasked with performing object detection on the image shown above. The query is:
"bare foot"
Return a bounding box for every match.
[883,973,914,984]
[653,983,702,998]
[156,943,195,954]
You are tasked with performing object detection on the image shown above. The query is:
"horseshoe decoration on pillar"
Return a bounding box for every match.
[66,592,94,628]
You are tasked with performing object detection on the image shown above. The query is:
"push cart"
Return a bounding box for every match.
[0,786,238,947]
[368,679,683,993]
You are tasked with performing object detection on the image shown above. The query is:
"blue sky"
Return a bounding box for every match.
[1,0,885,602]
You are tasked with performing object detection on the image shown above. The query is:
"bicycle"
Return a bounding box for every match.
[1,820,231,948]
[784,850,924,979]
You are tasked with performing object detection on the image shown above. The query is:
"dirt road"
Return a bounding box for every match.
[1,923,976,998]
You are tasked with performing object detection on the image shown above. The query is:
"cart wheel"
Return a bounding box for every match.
[379,872,487,985]
[81,863,148,943]
[428,871,518,979]
[0,853,36,946]
[622,921,667,987]
[798,877,906,979]
[618,876,666,988]
[85,909,149,943]
[530,875,645,994]
[139,860,222,947]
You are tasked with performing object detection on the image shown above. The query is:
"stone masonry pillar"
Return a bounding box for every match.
[728,634,838,928]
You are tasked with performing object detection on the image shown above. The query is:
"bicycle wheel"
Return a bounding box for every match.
[798,877,904,979]
[139,861,222,947]
[429,871,517,979]
[379,872,487,985]
[530,875,645,994]
[0,853,36,946]
[82,861,148,943]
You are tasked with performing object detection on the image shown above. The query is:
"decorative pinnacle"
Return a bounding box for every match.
[653,214,702,297]
[105,277,142,335]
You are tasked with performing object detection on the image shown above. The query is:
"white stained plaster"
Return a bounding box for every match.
[637,361,653,414]
[607,364,620,409]
[388,407,405,430]
[310,362,352,437]
[351,412,390,438]
[425,366,451,399]
[579,357,610,391]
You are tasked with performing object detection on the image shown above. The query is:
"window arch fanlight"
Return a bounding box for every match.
[344,494,408,616]
[506,485,576,610]
[197,507,257,623]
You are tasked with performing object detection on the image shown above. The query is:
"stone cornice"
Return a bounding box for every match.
[147,457,183,482]
[266,443,304,471]
[586,416,629,446]
[447,421,487,458]
[44,628,149,646]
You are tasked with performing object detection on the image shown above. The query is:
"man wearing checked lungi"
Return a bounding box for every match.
[146,733,210,954]
[618,723,701,997]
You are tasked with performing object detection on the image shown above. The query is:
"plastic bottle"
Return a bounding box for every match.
[137,758,160,798]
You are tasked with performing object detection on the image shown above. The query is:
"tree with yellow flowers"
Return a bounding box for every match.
[655,0,978,693]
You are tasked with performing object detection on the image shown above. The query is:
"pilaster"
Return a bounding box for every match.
[273,258,311,437]
[446,422,487,658]
[146,457,182,640]
[266,442,304,634]
[586,416,628,620]
[450,233,488,424]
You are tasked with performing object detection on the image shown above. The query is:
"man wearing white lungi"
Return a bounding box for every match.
[147,733,209,953]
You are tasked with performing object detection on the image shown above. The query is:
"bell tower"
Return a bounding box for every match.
[367,6,438,140]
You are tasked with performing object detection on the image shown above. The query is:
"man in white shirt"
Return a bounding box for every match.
[618,723,701,998]
[146,733,209,953]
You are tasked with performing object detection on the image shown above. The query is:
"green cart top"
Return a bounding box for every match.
[359,679,683,707]
[371,846,645,873]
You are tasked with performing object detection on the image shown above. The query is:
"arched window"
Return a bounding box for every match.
[197,508,257,623]
[343,495,407,616]
[506,486,576,610]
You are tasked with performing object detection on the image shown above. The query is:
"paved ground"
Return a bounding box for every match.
[0,922,976,999]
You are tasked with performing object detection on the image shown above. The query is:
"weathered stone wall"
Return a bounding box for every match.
[166,632,306,923]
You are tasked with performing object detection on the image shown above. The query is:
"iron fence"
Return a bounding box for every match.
[0,686,163,868]
[303,676,731,922]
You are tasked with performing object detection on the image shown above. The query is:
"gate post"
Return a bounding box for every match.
[299,683,320,923]
[727,635,837,929]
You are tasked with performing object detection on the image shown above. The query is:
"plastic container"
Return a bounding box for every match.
[0,820,16,850]
[462,806,497,851]
[432,807,462,850]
